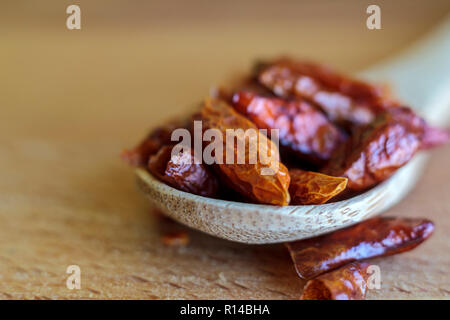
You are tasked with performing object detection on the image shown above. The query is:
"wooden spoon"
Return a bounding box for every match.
[135,17,450,244]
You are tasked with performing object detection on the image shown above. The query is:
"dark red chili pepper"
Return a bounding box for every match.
[148,145,219,198]
[121,120,184,167]
[286,217,434,280]
[257,57,395,127]
[232,91,346,165]
[322,107,425,190]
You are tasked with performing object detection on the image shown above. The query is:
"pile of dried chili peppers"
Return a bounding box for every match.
[286,216,434,299]
[123,57,449,205]
[123,57,449,299]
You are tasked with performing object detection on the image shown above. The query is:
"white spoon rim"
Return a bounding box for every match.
[136,167,391,212]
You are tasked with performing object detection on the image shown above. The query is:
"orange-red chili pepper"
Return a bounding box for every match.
[201,98,291,206]
[289,169,348,205]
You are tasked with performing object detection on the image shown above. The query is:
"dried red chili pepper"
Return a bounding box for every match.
[148,145,219,198]
[421,125,450,149]
[286,217,434,280]
[301,262,370,300]
[289,169,347,205]
[323,106,449,191]
[265,58,385,101]
[201,98,291,206]
[232,91,347,165]
[322,107,426,191]
[388,106,449,150]
[121,120,184,167]
[257,57,395,126]
[162,231,190,247]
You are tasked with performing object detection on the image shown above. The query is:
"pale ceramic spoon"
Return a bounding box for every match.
[135,16,450,244]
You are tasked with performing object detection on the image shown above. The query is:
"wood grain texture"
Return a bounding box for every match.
[0,1,449,299]
[0,136,448,299]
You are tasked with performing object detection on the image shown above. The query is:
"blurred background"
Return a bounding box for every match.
[1,1,450,299]
[2,0,450,142]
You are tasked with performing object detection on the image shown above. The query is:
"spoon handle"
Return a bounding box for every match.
[361,16,450,125]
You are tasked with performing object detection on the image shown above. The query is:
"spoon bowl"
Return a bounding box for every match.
[136,154,427,244]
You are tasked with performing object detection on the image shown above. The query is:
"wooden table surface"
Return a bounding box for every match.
[1,1,449,299]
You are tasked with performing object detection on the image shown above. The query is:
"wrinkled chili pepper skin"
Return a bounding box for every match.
[201,98,291,206]
[286,217,434,280]
[124,57,450,202]
[148,145,219,198]
[301,262,370,300]
[257,58,393,126]
[232,91,347,165]
[289,169,348,205]
[322,107,426,191]
[265,58,385,101]
[121,121,183,167]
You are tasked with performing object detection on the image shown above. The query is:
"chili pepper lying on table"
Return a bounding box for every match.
[232,91,347,166]
[301,262,370,300]
[161,231,190,247]
[285,217,434,280]
[285,217,435,300]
